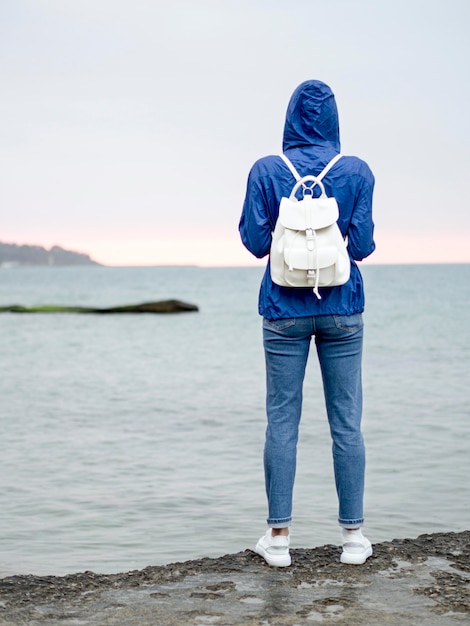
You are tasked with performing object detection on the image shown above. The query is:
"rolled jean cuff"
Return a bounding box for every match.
[339,518,364,529]
[268,517,292,528]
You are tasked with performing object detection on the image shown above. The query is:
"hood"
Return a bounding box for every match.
[282,80,340,152]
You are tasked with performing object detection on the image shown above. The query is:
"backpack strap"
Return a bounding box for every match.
[279,153,302,181]
[316,153,343,181]
[279,153,343,183]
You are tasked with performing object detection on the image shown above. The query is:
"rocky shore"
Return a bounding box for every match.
[0,531,468,625]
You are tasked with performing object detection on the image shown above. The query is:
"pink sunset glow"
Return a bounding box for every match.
[4,232,468,268]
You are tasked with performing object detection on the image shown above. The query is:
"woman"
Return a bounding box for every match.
[239,79,375,566]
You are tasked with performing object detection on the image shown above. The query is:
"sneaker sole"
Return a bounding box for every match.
[340,545,373,565]
[255,543,291,567]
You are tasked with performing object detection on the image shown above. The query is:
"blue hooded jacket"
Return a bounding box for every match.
[239,80,375,320]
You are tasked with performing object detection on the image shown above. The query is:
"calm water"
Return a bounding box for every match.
[0,264,469,577]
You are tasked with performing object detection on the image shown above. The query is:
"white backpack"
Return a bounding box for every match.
[270,154,350,299]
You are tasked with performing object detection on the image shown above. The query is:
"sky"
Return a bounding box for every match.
[1,0,469,266]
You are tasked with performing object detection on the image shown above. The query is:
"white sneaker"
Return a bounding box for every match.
[255,528,291,567]
[340,528,373,565]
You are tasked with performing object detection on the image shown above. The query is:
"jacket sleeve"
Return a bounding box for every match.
[347,169,376,262]
[239,165,274,259]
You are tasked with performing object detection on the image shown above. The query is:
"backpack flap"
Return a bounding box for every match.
[278,195,339,231]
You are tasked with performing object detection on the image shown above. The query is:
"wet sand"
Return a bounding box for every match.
[0,531,469,625]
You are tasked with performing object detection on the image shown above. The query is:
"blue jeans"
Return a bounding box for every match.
[262,313,365,529]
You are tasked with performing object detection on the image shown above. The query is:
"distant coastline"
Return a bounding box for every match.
[0,242,101,267]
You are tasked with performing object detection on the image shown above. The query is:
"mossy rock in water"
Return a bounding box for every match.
[0,300,199,314]
[0,305,94,313]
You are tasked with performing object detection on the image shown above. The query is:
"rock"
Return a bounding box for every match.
[0,531,468,624]
[96,300,199,314]
[0,300,199,314]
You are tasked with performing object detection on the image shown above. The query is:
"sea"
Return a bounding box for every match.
[0,264,469,577]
